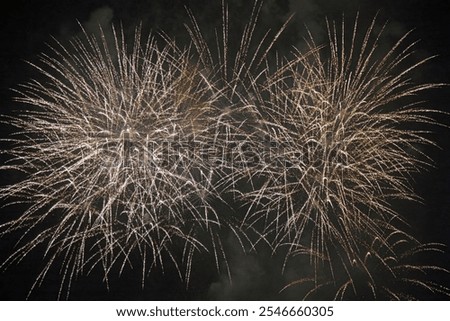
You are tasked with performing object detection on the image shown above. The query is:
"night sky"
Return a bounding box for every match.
[1,0,450,300]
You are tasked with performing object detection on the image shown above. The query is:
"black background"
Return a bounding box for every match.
[0,0,449,300]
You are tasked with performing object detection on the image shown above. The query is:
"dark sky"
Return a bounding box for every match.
[0,0,449,300]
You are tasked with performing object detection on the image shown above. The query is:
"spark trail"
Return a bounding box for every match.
[0,1,447,300]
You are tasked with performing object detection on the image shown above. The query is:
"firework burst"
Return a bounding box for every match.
[0,24,230,298]
[0,1,447,300]
[0,0,288,297]
[238,15,441,270]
